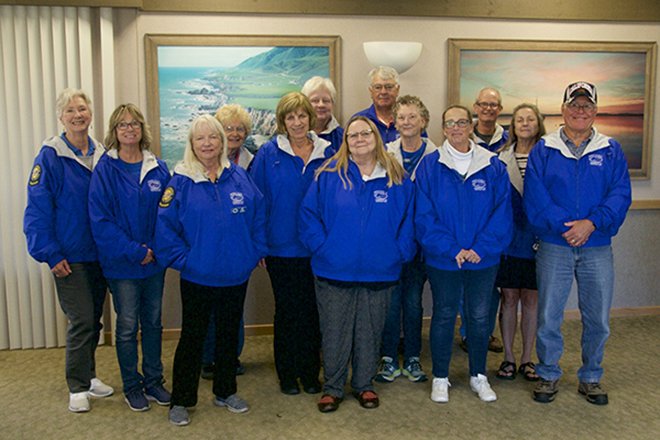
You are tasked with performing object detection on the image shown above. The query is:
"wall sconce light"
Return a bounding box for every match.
[363,41,423,74]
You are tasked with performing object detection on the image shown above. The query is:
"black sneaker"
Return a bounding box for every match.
[201,364,214,380]
[578,382,608,405]
[533,379,559,403]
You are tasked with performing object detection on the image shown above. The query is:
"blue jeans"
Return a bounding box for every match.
[381,253,426,362]
[458,286,500,339]
[202,315,245,365]
[535,242,614,383]
[107,271,165,393]
[427,264,498,378]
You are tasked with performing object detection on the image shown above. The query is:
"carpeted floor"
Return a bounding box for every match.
[1,315,659,440]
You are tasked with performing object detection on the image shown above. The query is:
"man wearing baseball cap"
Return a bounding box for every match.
[523,81,631,405]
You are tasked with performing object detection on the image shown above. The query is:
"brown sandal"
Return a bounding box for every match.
[518,362,540,381]
[354,390,379,409]
[317,394,342,413]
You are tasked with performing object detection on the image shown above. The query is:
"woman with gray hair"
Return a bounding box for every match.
[155,114,267,426]
[301,76,344,149]
[24,88,113,413]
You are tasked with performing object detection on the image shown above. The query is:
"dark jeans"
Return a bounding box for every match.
[54,262,107,393]
[427,264,499,378]
[381,253,426,361]
[266,256,321,387]
[170,279,247,407]
[107,271,165,393]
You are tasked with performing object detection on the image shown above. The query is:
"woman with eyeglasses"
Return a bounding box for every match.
[88,103,171,411]
[301,76,344,149]
[300,116,415,413]
[415,105,512,404]
[249,92,334,396]
[376,95,437,385]
[199,104,255,381]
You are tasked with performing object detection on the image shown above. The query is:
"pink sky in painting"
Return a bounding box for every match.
[460,50,646,115]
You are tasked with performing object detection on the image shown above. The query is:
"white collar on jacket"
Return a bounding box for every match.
[542,127,612,159]
[438,139,495,179]
[43,134,105,170]
[386,137,438,180]
[472,123,505,146]
[107,148,161,183]
[498,143,524,195]
[173,160,230,183]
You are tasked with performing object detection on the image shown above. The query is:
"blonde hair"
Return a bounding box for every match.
[56,88,92,118]
[182,114,229,177]
[500,103,546,152]
[316,116,405,189]
[104,103,152,151]
[275,92,316,135]
[214,103,252,134]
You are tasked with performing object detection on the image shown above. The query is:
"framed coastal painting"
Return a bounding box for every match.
[145,34,341,168]
[448,39,657,179]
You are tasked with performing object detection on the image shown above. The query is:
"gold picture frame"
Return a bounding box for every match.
[448,38,657,181]
[145,34,341,168]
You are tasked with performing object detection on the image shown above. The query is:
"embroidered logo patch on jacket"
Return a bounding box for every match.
[373,190,388,203]
[29,164,42,186]
[159,186,175,208]
[472,179,487,191]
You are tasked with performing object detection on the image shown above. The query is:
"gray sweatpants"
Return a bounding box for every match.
[315,278,393,398]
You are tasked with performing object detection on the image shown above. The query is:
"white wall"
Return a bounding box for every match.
[112,10,660,328]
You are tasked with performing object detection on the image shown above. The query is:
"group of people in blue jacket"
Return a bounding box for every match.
[23,68,631,426]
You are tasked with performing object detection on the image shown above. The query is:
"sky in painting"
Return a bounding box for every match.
[158,46,272,68]
[460,50,646,115]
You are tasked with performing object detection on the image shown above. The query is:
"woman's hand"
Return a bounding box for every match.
[51,259,72,278]
[141,247,155,265]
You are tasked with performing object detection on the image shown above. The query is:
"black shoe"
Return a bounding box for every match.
[302,380,322,394]
[201,364,214,380]
[533,379,559,403]
[236,360,246,376]
[280,382,300,395]
[578,382,608,405]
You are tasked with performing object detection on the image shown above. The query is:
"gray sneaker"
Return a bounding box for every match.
[168,405,190,426]
[533,379,559,403]
[402,357,428,382]
[374,356,401,383]
[578,382,608,405]
[214,394,250,414]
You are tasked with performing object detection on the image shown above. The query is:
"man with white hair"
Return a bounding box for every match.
[353,66,401,144]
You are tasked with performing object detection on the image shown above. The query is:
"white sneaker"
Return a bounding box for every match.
[431,377,450,403]
[69,391,90,413]
[470,374,497,402]
[89,377,114,398]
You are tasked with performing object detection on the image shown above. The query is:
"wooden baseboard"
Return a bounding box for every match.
[129,305,660,341]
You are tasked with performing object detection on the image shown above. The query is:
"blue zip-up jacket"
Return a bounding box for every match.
[248,132,334,257]
[89,149,170,279]
[154,162,267,287]
[498,144,536,259]
[523,129,631,247]
[317,116,344,150]
[415,140,513,271]
[24,134,105,268]
[473,124,509,153]
[299,160,416,282]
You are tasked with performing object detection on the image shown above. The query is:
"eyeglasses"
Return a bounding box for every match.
[370,84,397,92]
[224,125,246,134]
[475,102,501,110]
[444,119,471,129]
[396,113,420,123]
[117,121,141,130]
[566,102,596,112]
[347,129,374,140]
